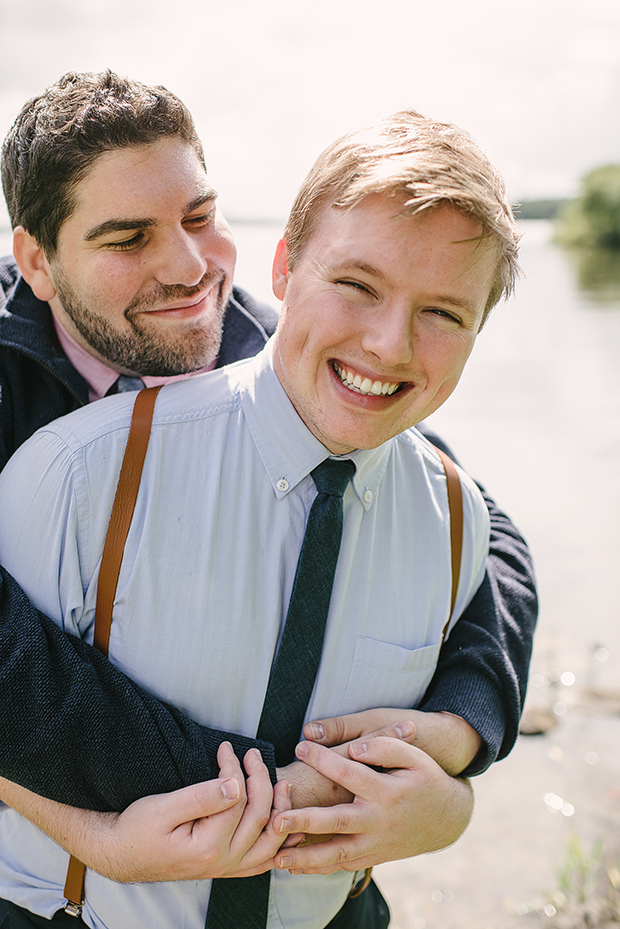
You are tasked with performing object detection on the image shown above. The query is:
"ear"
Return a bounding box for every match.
[272,238,290,301]
[12,227,58,303]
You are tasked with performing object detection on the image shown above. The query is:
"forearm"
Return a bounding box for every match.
[0,568,276,809]
[0,775,116,873]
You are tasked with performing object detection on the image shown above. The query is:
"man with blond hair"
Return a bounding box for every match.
[0,105,531,928]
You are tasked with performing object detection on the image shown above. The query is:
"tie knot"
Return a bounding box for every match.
[109,375,146,395]
[311,458,356,497]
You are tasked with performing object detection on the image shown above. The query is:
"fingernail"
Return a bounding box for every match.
[349,741,368,757]
[278,817,293,834]
[308,722,325,740]
[278,856,291,868]
[296,741,309,758]
[396,721,415,738]
[221,778,240,801]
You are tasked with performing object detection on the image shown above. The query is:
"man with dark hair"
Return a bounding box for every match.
[0,73,536,927]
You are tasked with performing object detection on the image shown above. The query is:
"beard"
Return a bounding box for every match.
[52,268,230,376]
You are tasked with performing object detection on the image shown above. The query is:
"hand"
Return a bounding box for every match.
[90,743,293,882]
[271,737,473,875]
[278,718,416,810]
[304,708,481,776]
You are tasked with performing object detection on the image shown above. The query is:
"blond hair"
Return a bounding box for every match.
[284,110,520,321]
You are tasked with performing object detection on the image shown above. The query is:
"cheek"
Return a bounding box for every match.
[92,258,145,302]
[419,328,476,379]
[210,227,237,273]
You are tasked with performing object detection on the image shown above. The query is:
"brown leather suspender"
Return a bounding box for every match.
[63,394,463,916]
[433,445,464,638]
[64,386,162,916]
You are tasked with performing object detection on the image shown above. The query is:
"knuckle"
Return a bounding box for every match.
[334,812,349,833]
[256,810,271,831]
[332,718,346,742]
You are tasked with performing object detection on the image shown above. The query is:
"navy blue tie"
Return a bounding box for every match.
[107,375,146,395]
[205,458,356,929]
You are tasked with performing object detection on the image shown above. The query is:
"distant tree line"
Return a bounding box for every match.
[554,164,620,248]
[513,165,620,250]
[513,199,570,220]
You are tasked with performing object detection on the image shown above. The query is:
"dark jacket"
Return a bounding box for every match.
[0,257,537,810]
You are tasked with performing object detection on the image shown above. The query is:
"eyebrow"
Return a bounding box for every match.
[340,261,388,283]
[84,190,218,242]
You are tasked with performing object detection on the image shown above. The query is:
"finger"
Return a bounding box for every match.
[294,741,382,797]
[156,777,243,839]
[272,778,292,815]
[359,720,416,744]
[347,736,430,772]
[275,834,370,873]
[303,710,416,746]
[225,749,274,858]
[303,711,373,745]
[217,742,247,796]
[274,802,363,842]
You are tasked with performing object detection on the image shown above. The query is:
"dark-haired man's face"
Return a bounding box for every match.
[41,138,236,375]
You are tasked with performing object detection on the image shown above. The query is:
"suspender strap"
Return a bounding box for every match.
[63,387,162,916]
[94,387,163,654]
[432,445,464,641]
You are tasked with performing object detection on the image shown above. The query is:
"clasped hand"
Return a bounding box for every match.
[85,709,474,882]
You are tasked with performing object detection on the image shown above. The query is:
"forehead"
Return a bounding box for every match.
[306,195,498,290]
[66,138,214,231]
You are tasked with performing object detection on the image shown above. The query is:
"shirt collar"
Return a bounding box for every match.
[52,316,216,402]
[241,339,393,509]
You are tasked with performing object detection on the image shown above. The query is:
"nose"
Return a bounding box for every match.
[154,229,208,288]
[361,302,414,367]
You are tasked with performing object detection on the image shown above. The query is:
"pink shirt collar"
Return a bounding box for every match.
[52,317,216,402]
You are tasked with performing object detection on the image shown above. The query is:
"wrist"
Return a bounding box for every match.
[436,712,483,774]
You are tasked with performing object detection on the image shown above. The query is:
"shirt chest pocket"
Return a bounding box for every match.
[337,636,442,715]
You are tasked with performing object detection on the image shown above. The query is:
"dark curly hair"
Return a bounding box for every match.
[1,70,205,256]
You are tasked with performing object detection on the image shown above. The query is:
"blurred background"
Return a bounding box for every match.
[1,1,619,925]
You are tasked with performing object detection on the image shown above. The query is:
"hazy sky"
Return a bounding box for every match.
[1,0,619,224]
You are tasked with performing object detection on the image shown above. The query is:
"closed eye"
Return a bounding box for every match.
[104,231,147,252]
[425,307,462,325]
[336,279,375,297]
[183,209,215,229]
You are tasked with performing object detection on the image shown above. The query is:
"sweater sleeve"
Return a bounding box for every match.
[418,427,538,775]
[0,566,277,811]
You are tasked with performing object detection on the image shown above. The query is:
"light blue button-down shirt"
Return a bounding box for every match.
[0,339,489,929]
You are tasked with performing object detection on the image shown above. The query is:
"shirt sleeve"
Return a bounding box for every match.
[0,432,277,811]
[417,427,538,775]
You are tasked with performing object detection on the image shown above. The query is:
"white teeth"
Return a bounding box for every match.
[333,363,400,397]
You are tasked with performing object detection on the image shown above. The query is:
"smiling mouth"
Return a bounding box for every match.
[332,362,403,396]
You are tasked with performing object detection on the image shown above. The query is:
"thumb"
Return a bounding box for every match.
[156,778,242,828]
